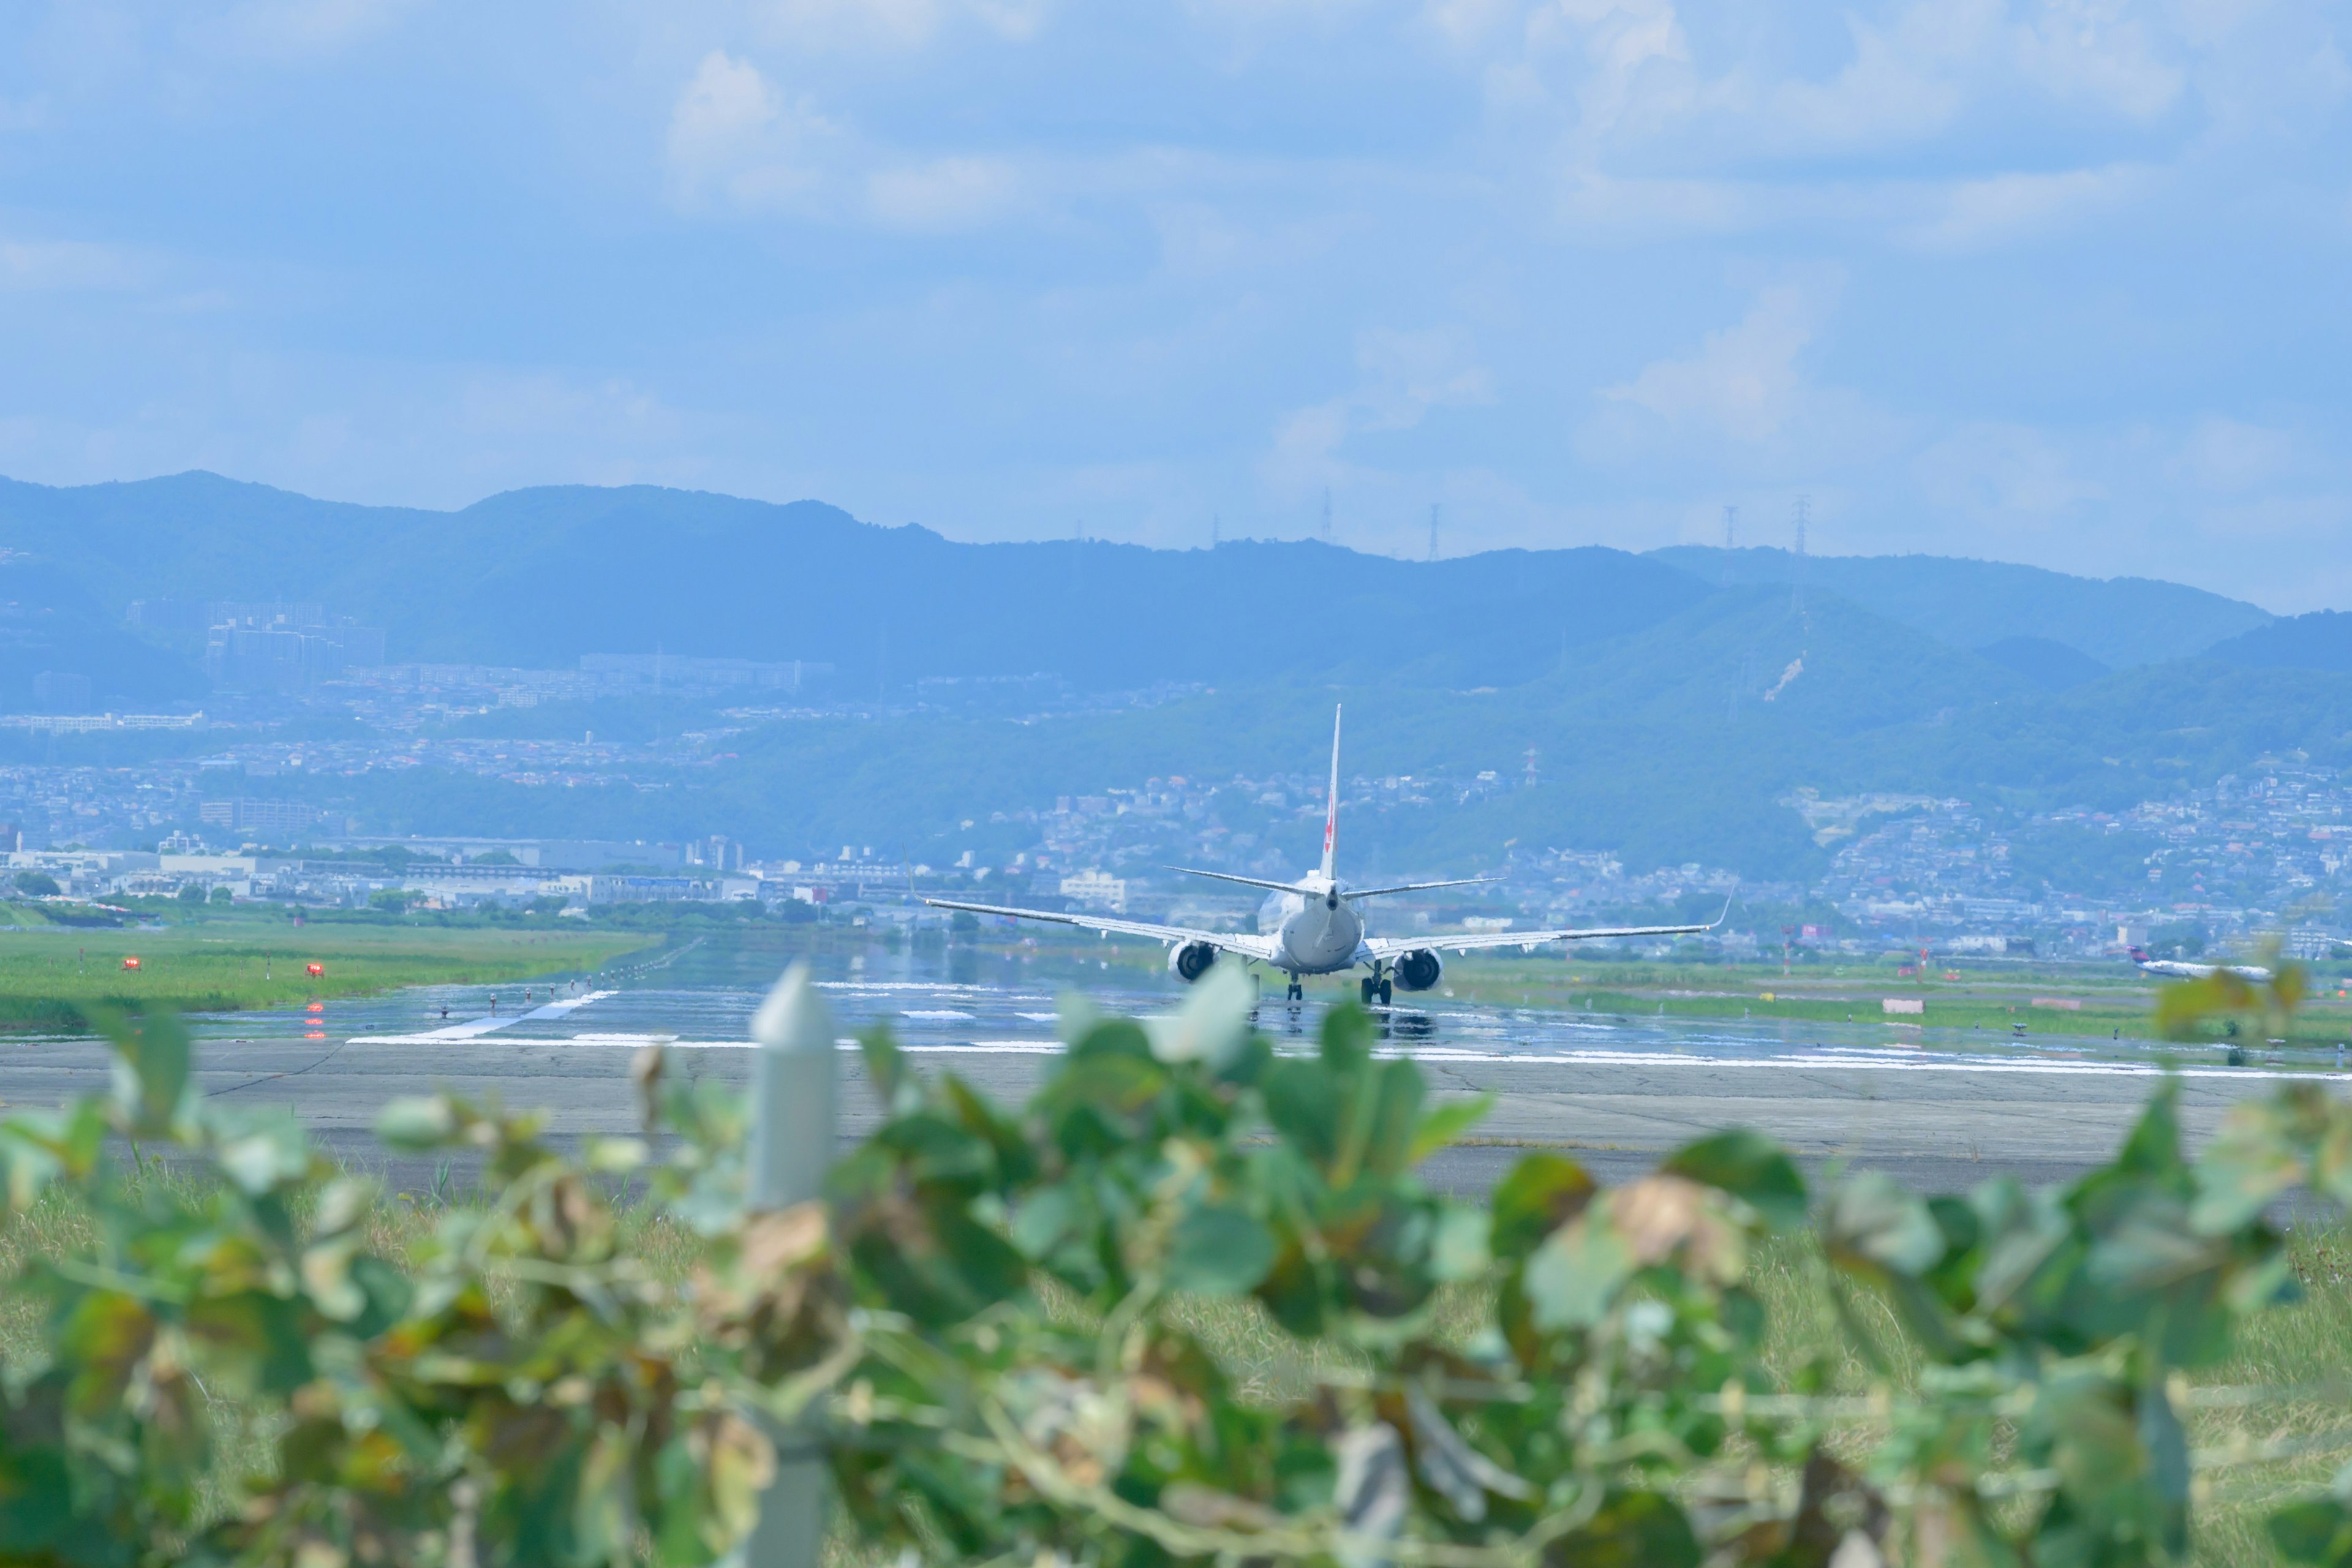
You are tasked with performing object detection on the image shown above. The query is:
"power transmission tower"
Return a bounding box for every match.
[1320,488,1333,545]
[1428,503,1439,562]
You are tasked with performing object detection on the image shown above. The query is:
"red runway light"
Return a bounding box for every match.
[121,957,140,971]
[307,1001,323,1013]
[306,963,324,978]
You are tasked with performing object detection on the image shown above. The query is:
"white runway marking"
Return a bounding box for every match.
[350,1031,2351,1085]
[348,989,615,1044]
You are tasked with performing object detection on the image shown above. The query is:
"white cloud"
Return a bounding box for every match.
[665,51,839,213]
[2179,416,2298,494]
[664,50,1031,228]
[186,0,420,63]
[864,156,1024,230]
[2010,0,2185,121]
[1603,274,1837,442]
[1264,327,1495,493]
[760,0,1050,50]
[1913,421,2105,522]
[1902,162,2157,251]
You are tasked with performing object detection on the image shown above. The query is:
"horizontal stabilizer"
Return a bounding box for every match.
[1343,876,1500,900]
[1163,866,1304,895]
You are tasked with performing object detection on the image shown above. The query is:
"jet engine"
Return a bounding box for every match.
[1392,948,1444,992]
[1169,940,1219,983]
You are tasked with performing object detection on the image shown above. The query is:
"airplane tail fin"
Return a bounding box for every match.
[1320,704,1341,882]
[2127,946,2150,963]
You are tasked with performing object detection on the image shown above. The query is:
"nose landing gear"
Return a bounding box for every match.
[1284,976,1305,1003]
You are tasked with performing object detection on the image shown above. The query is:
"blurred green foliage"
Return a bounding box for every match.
[5,973,2352,1565]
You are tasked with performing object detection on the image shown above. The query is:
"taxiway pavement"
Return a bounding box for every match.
[0,1030,2313,1197]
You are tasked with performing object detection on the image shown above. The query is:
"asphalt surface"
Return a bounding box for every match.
[1,998,2335,1198]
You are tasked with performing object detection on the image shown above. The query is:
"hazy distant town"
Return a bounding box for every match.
[6,603,2343,965]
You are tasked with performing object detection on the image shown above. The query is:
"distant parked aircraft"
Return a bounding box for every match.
[924,705,1727,1004]
[2127,945,2274,982]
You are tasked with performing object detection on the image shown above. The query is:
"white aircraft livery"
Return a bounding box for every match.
[924,705,1725,1003]
[2127,946,2274,982]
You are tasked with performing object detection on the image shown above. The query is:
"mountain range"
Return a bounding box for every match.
[1,470,2346,883]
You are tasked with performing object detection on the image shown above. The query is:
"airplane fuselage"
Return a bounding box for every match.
[1264,882,1367,974]
[2128,948,2272,982]
[2133,958,2272,982]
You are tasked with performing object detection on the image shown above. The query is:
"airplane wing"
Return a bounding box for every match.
[922,898,1284,963]
[1163,866,1305,895]
[1343,876,1501,900]
[1359,898,1732,960]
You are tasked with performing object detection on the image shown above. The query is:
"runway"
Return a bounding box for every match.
[0,960,2336,1197]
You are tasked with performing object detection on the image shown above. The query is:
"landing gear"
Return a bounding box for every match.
[1285,977,1304,1003]
[1359,963,1393,1008]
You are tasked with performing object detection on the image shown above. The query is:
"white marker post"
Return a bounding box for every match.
[742,962,837,1568]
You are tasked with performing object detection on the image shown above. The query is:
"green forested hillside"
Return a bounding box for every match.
[0,472,2335,880]
[1648,545,2270,666]
[179,593,2352,883]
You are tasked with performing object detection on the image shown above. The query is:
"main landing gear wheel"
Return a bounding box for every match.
[1286,978,1304,1003]
[1379,979,1392,1005]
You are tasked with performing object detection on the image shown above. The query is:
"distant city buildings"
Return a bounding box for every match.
[1059,869,1127,912]
[130,599,390,693]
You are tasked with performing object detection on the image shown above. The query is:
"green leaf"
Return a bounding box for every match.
[2271,1498,2352,1566]
[1009,1183,1084,1261]
[1407,1095,1494,1165]
[93,1006,191,1137]
[1429,1205,1491,1282]
[2196,1101,2316,1234]
[1489,1153,1596,1259]
[2139,1374,2190,1560]
[1069,1016,1154,1063]
[1523,1211,1632,1330]
[1661,1128,1807,1231]
[2114,1079,2190,1183]
[216,1110,317,1196]
[1147,963,1256,1069]
[859,1023,914,1113]
[1547,1490,1700,1568]
[1822,1174,1945,1280]
[1319,1002,1374,1075]
[375,1095,460,1150]
[1262,1060,1341,1169]
[1359,1060,1425,1179]
[1166,1204,1276,1296]
[2157,969,2259,1039]
[0,1120,63,1215]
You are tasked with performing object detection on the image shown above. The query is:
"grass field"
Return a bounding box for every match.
[1432,952,2352,1048]
[0,916,653,1028]
[979,927,2352,1049]
[0,1171,2340,1566]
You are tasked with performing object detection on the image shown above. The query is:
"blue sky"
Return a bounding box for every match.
[2,1,2348,609]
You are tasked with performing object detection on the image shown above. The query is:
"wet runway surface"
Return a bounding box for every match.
[2,942,2341,1197]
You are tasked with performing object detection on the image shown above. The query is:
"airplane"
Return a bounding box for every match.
[2127,946,2274,982]
[923,705,1728,1004]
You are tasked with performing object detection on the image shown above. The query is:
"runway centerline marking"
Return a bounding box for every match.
[348,989,615,1044]
[320,1032,2352,1085]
